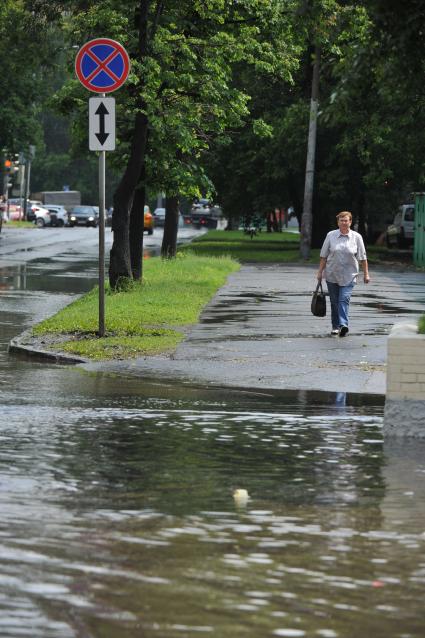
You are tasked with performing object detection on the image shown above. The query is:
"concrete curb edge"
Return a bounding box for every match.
[8,329,86,365]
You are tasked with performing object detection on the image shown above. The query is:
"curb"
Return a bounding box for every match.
[8,329,86,365]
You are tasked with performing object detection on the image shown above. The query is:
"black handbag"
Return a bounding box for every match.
[311,282,326,317]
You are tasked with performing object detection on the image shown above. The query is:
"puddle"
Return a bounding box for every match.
[0,374,424,637]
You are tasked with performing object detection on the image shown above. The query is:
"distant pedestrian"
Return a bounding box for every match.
[317,211,370,337]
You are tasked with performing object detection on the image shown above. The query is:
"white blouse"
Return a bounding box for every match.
[320,229,367,286]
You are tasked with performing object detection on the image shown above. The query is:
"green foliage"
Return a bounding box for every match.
[419,315,425,335]
[206,0,425,247]
[31,151,120,206]
[0,0,60,153]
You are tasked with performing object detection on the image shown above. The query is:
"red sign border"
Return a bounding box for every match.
[75,38,130,93]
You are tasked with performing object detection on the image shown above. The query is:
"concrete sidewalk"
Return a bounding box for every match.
[84,263,425,395]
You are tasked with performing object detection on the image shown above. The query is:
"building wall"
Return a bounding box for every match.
[384,322,425,437]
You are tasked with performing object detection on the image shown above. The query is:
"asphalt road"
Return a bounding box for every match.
[0,223,204,268]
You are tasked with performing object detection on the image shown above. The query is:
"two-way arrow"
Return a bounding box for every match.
[89,97,115,152]
[95,102,109,145]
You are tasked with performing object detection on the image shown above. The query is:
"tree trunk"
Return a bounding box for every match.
[300,45,320,260]
[266,210,273,232]
[161,195,179,258]
[108,0,149,289]
[129,181,145,280]
[225,216,236,230]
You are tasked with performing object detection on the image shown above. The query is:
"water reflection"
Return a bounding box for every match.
[335,392,347,408]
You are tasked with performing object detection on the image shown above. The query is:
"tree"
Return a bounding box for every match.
[317,0,425,243]
[0,1,61,162]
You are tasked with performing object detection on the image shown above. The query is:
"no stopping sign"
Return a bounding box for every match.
[75,38,130,93]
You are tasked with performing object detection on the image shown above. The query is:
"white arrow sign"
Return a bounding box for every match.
[89,97,115,151]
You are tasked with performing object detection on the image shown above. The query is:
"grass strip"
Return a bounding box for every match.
[419,316,425,334]
[179,229,318,263]
[181,229,417,267]
[3,221,34,228]
[33,253,239,360]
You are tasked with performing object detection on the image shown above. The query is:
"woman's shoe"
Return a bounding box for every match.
[339,326,349,337]
[331,329,339,336]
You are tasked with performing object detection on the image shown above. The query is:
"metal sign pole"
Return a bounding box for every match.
[98,93,106,337]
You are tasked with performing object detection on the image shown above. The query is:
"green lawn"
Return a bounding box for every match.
[33,253,240,360]
[179,229,320,263]
[419,316,425,334]
[2,220,34,228]
[181,229,417,267]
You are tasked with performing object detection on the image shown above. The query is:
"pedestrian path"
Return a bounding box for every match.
[86,263,425,395]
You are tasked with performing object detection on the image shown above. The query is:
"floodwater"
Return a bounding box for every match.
[0,236,425,637]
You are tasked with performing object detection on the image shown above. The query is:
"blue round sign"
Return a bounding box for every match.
[75,38,130,93]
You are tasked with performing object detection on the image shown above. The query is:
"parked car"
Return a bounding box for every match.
[386,204,415,248]
[1,198,26,221]
[106,205,154,234]
[43,204,69,227]
[153,207,166,226]
[68,205,99,228]
[1,202,23,221]
[33,207,54,227]
[27,200,48,223]
[1,199,48,222]
[153,207,186,228]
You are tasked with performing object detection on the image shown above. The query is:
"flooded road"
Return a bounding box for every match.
[0,228,425,637]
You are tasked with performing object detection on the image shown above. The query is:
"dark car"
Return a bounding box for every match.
[68,205,98,228]
[189,199,223,228]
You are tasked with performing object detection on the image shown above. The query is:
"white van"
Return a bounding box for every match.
[386,204,415,247]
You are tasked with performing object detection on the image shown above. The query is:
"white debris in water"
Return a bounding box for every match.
[233,488,250,507]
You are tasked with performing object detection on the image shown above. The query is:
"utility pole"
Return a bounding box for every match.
[3,157,13,219]
[300,45,321,260]
[23,145,35,221]
[18,153,25,220]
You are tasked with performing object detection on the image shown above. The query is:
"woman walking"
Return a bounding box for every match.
[317,211,370,337]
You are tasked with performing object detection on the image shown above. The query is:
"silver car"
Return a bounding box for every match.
[386,204,415,248]
[44,205,69,227]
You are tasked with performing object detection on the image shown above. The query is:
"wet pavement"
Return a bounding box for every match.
[84,263,425,396]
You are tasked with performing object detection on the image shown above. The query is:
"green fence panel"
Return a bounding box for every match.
[414,193,425,267]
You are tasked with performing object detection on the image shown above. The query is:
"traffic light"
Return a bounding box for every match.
[4,159,12,173]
